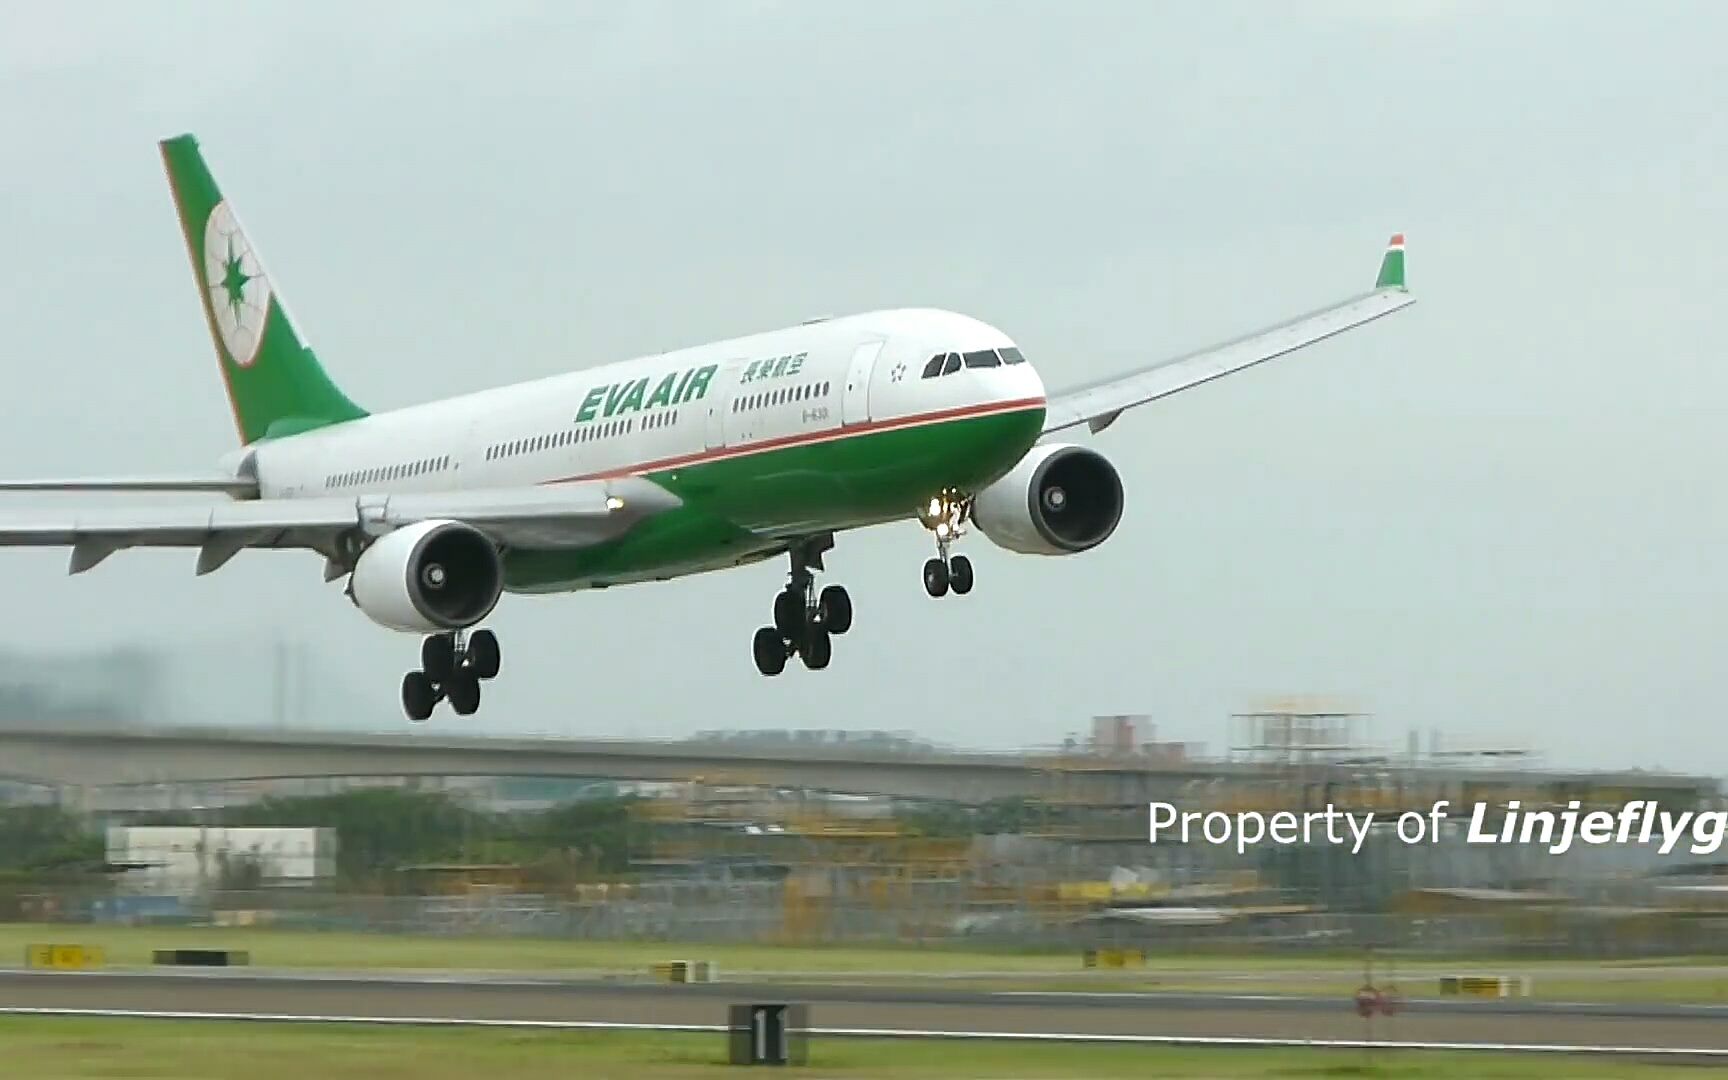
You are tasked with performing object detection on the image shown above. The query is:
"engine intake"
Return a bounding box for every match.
[349,519,503,633]
[972,443,1124,556]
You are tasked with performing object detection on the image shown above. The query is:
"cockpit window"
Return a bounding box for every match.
[923,349,1020,378]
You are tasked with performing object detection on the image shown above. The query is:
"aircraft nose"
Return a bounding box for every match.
[1022,359,1046,402]
[1006,346,1046,403]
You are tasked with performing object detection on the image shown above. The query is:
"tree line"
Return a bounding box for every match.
[0,790,640,891]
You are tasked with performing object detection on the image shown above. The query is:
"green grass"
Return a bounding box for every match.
[0,923,1073,974]
[6,923,1728,1003]
[0,1018,1720,1079]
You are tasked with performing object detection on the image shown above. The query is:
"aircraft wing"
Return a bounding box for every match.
[1039,235,1415,436]
[0,475,261,497]
[0,476,679,575]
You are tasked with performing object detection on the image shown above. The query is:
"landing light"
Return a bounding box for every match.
[928,498,943,517]
[606,496,625,511]
[935,523,951,539]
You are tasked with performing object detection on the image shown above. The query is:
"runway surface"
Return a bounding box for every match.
[4,969,1728,1050]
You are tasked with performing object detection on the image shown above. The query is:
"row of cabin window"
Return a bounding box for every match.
[733,380,831,413]
[921,345,1026,379]
[484,412,679,462]
[329,455,452,489]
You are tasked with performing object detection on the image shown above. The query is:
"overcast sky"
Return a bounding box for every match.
[1,2,1724,775]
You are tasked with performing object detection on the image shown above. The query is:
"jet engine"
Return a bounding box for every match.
[972,443,1124,556]
[348,519,504,633]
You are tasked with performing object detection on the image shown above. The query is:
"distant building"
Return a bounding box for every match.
[0,646,164,730]
[1082,715,1192,760]
[107,826,337,894]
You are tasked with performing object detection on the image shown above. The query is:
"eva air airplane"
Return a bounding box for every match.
[0,135,1414,721]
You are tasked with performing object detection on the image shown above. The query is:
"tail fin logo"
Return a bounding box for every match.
[202,201,272,368]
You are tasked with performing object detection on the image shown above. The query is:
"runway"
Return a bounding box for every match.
[4,969,1728,1051]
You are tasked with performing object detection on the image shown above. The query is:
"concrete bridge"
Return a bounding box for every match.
[0,725,1717,810]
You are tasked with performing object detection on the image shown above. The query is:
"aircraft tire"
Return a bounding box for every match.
[448,673,481,716]
[949,555,974,596]
[402,671,436,722]
[468,629,501,680]
[802,627,832,670]
[753,627,787,676]
[819,585,852,634]
[922,558,950,598]
[773,589,805,638]
[421,635,456,684]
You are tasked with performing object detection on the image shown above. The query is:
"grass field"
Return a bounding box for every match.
[0,923,1076,974]
[1,1018,1723,1080]
[6,923,1728,1003]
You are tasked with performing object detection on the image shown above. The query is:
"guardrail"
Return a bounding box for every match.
[0,1007,1724,1058]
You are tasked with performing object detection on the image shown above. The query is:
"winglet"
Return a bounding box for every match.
[1375,233,1407,291]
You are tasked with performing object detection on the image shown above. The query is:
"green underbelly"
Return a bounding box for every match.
[503,406,1044,591]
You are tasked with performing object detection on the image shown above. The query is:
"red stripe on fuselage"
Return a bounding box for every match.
[545,396,1047,485]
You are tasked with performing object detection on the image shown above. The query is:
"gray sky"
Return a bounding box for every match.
[1,2,1724,774]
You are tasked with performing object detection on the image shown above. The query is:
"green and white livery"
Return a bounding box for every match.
[0,135,1416,721]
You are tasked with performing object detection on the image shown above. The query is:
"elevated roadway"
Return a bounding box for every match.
[0,724,1717,807]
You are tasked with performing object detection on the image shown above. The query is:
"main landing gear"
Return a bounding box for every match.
[402,628,501,721]
[919,488,975,599]
[753,534,852,676]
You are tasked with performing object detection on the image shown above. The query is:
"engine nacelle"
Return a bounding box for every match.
[349,519,504,633]
[972,443,1124,556]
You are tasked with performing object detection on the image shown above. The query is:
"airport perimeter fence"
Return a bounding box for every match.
[10,883,1728,959]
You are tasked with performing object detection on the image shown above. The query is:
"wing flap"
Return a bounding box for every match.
[0,476,260,497]
[1041,235,1415,436]
[0,476,680,571]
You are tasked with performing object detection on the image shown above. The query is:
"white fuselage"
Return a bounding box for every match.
[241,309,1046,505]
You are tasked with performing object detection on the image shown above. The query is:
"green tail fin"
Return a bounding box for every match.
[1375,233,1407,291]
[160,133,367,444]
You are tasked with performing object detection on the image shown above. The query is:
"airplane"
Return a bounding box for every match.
[0,134,1415,721]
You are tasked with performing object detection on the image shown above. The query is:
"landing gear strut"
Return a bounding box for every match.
[403,627,501,721]
[918,488,975,598]
[753,534,851,676]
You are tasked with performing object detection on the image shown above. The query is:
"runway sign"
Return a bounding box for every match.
[152,949,250,967]
[1439,975,1532,997]
[24,944,104,970]
[1082,948,1145,969]
[727,1003,808,1066]
[652,960,717,983]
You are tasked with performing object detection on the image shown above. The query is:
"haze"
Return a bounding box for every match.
[1,2,1723,773]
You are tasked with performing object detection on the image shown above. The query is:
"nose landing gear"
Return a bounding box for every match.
[918,489,974,598]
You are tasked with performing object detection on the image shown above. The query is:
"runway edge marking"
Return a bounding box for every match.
[1,1007,1726,1057]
